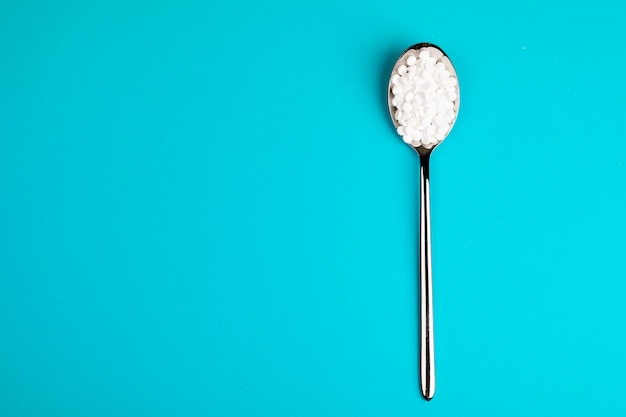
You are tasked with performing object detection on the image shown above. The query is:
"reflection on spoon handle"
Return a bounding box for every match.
[419,154,435,401]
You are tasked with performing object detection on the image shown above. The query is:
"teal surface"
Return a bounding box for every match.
[2,0,626,415]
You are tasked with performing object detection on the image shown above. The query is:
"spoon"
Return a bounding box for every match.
[387,43,460,401]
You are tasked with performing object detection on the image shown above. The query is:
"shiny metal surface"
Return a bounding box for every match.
[387,43,460,401]
[419,153,435,401]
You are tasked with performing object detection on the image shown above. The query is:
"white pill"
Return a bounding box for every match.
[407,55,417,66]
[438,98,452,108]
[405,92,414,102]
[419,49,430,59]
[402,134,412,144]
[402,102,412,112]
[398,65,408,75]
[395,110,403,120]
[397,126,406,136]
[391,74,401,85]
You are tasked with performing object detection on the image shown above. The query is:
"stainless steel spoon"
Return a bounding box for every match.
[387,43,460,401]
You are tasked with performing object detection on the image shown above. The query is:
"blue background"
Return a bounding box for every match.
[1,0,626,415]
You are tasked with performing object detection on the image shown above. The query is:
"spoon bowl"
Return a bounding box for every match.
[388,43,460,156]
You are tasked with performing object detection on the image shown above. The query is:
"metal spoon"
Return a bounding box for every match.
[387,43,460,401]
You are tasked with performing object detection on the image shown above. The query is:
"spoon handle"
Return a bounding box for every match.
[419,154,435,400]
